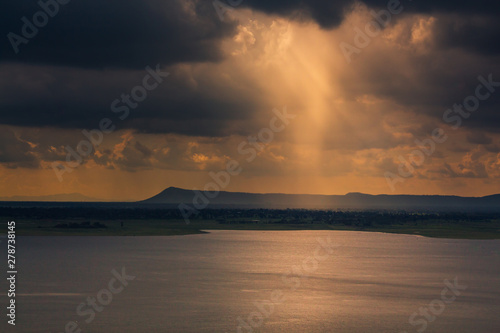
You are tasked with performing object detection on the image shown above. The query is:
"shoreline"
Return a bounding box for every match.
[3,224,499,240]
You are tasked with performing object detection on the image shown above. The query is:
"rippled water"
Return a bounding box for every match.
[1,230,499,332]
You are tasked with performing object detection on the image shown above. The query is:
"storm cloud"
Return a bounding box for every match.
[1,0,235,69]
[1,0,500,198]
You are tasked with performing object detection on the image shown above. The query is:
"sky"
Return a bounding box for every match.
[1,0,500,201]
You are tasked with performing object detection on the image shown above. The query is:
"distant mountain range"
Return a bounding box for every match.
[0,193,101,202]
[2,188,499,212]
[141,187,500,212]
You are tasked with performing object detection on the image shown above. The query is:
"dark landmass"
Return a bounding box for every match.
[0,187,499,238]
[1,187,499,212]
[1,205,499,239]
[141,187,500,212]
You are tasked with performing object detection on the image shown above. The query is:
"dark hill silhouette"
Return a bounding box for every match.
[140,187,500,212]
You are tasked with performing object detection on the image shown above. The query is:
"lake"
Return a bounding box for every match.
[1,230,499,332]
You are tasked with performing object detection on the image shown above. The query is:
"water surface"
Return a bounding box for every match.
[1,230,499,332]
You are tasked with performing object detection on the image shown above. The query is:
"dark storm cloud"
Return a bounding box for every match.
[241,0,349,28]
[1,0,500,142]
[3,0,498,70]
[0,63,263,137]
[244,0,500,27]
[433,15,500,55]
[1,0,236,69]
[244,0,500,55]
